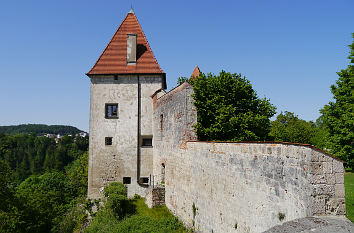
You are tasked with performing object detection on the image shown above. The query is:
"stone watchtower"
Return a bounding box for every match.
[86,9,166,198]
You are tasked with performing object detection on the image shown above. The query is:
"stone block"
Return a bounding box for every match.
[326,198,346,215]
[335,173,344,184]
[311,151,319,162]
[323,162,333,174]
[311,174,326,184]
[312,184,334,196]
[311,162,323,175]
[267,146,272,155]
[312,195,326,215]
[332,160,344,173]
[325,174,336,185]
[319,154,331,162]
[334,184,345,198]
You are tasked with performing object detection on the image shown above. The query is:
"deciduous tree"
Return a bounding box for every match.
[320,34,354,168]
[192,71,276,141]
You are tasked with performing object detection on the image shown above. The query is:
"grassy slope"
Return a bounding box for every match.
[345,171,354,222]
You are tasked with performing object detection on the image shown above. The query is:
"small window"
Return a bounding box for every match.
[139,177,149,184]
[159,114,163,131]
[105,137,112,145]
[123,177,131,184]
[141,137,153,147]
[105,104,118,118]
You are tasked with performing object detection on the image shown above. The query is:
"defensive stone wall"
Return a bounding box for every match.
[153,82,346,233]
[153,82,197,185]
[145,187,165,208]
[164,142,345,233]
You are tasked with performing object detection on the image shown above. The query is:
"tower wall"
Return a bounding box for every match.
[88,75,163,198]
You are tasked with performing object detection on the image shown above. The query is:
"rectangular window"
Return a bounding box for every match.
[123,177,131,184]
[141,137,153,147]
[105,104,118,119]
[105,137,112,145]
[159,114,163,131]
[139,177,149,184]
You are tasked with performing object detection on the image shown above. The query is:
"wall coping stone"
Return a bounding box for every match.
[186,141,343,163]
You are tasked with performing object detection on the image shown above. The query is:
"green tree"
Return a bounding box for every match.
[311,116,329,150]
[66,152,89,196]
[320,34,354,169]
[16,171,77,232]
[177,76,188,85]
[192,71,276,141]
[269,111,316,144]
[0,159,23,233]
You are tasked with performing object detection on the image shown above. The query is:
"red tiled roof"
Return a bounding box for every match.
[87,12,164,75]
[190,65,200,80]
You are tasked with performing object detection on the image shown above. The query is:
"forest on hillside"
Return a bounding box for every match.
[0,134,89,232]
[0,124,85,136]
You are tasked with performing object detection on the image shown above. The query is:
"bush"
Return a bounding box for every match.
[52,198,87,233]
[104,182,127,197]
[115,215,186,233]
[84,209,120,233]
[106,193,128,218]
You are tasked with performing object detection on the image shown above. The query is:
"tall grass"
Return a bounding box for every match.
[345,171,354,222]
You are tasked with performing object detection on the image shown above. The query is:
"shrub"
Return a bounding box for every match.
[115,215,186,233]
[106,193,128,218]
[52,200,87,233]
[104,182,127,197]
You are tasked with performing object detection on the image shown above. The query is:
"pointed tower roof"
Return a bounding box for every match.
[190,65,201,80]
[87,11,164,76]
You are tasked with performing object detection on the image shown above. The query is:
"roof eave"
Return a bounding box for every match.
[85,72,167,90]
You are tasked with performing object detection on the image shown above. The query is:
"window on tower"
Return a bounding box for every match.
[123,177,131,184]
[105,137,113,145]
[105,103,118,119]
[141,136,153,147]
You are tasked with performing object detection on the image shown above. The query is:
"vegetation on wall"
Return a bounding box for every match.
[192,71,276,141]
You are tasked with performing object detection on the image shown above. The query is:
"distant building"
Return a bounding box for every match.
[79,132,88,137]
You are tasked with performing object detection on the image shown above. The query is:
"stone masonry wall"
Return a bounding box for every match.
[164,142,345,233]
[145,187,166,208]
[153,83,346,233]
[152,82,197,185]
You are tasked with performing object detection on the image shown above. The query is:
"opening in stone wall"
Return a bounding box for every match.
[161,163,165,184]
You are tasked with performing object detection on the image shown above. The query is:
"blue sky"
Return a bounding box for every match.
[0,0,353,132]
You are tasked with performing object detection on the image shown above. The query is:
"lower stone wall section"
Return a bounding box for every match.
[145,187,165,208]
[162,142,345,233]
